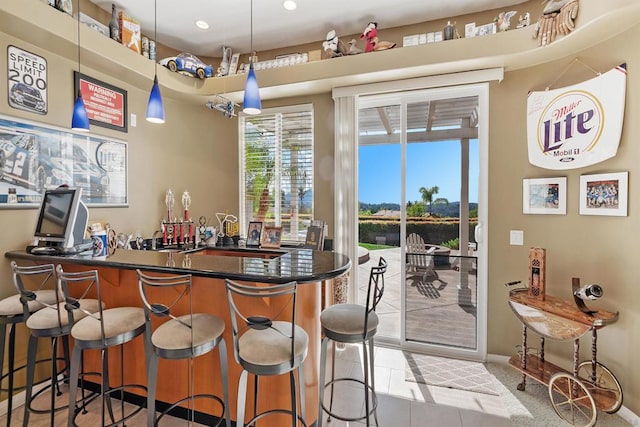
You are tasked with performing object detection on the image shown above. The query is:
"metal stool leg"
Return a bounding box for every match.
[237,370,249,427]
[218,340,232,427]
[289,371,297,426]
[317,336,328,427]
[362,340,370,426]
[22,334,38,427]
[298,363,306,423]
[253,374,259,426]
[368,337,379,426]
[1,322,16,427]
[101,348,116,425]
[146,352,158,427]
[67,345,82,427]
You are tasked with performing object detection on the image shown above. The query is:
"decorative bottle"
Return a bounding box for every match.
[109,4,120,43]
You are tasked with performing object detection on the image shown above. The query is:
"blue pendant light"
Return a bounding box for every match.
[72,90,90,131]
[71,1,89,132]
[146,75,165,123]
[243,0,261,115]
[146,0,165,123]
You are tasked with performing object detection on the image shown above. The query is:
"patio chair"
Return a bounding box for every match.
[406,233,439,282]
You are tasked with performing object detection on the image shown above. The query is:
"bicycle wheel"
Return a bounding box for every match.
[578,361,623,413]
[548,372,597,427]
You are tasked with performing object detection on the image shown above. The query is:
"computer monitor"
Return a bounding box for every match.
[33,187,88,249]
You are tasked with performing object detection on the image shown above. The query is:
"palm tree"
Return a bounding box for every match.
[419,185,449,216]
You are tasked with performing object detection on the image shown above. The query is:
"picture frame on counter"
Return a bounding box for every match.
[0,114,128,208]
[261,225,282,249]
[246,221,263,247]
[522,177,566,215]
[74,72,128,132]
[579,172,628,216]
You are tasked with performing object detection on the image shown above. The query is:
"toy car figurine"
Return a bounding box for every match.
[159,53,213,79]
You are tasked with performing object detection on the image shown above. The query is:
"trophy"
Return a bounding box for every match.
[163,189,175,246]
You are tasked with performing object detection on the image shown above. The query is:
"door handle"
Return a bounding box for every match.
[474,224,482,243]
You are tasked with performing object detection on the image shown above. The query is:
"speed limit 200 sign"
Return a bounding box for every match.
[7,46,48,115]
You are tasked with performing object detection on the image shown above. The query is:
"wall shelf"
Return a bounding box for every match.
[2,0,640,105]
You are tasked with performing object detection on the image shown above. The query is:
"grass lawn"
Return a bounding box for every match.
[359,243,396,251]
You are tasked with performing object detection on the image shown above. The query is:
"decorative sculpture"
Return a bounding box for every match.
[495,11,517,32]
[322,30,348,58]
[533,0,579,46]
[360,22,396,52]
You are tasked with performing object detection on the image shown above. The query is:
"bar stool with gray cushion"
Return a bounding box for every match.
[318,256,387,427]
[11,261,102,427]
[58,266,147,427]
[225,279,308,427]
[137,269,231,427]
[2,262,61,426]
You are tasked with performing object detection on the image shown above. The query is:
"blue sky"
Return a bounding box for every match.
[358,140,479,205]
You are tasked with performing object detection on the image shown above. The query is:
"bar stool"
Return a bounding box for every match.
[2,262,61,425]
[11,261,102,427]
[318,257,387,427]
[225,279,308,426]
[136,269,231,427]
[58,266,147,427]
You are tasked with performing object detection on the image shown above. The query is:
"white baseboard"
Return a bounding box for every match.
[488,353,639,425]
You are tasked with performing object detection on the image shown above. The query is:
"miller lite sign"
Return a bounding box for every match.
[527,63,626,170]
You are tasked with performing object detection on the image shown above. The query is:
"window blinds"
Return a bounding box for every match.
[240,105,314,243]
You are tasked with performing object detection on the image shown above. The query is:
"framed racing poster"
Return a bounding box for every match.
[7,46,48,115]
[0,114,127,208]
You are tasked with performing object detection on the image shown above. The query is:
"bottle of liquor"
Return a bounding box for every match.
[109,4,120,43]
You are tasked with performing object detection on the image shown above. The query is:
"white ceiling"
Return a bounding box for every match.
[90,0,528,58]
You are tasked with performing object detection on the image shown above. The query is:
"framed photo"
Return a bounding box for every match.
[246,221,263,247]
[523,177,566,214]
[304,226,323,250]
[579,172,628,216]
[0,114,128,207]
[228,53,240,75]
[476,22,496,36]
[261,225,282,248]
[74,72,128,132]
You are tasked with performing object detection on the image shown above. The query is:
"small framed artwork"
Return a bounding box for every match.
[476,22,496,36]
[246,221,262,247]
[304,226,323,250]
[579,172,628,216]
[228,53,240,75]
[261,225,283,249]
[465,23,476,38]
[523,177,567,214]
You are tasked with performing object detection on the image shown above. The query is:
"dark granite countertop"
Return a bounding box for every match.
[5,247,351,284]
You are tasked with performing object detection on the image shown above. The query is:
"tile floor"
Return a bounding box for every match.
[1,344,631,426]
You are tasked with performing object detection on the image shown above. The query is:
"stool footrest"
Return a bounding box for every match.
[246,408,308,427]
[320,377,378,423]
[155,393,227,427]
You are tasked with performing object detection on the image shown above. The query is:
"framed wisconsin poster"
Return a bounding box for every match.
[7,46,47,115]
[0,114,127,207]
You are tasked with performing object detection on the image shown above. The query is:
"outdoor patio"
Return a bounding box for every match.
[357,247,478,350]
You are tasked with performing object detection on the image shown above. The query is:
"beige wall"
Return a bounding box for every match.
[489,25,640,414]
[1,0,639,418]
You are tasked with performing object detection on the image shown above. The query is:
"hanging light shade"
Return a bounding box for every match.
[71,1,89,131]
[243,0,261,115]
[146,75,165,123]
[71,89,90,131]
[243,63,261,115]
[146,0,165,123]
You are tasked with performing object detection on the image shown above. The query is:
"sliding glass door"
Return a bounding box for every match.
[357,85,487,360]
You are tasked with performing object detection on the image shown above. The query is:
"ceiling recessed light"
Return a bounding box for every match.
[283,0,297,11]
[195,20,209,30]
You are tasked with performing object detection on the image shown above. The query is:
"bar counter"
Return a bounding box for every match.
[5,247,351,426]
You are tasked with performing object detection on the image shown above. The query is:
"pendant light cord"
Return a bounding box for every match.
[77,0,81,75]
[154,0,158,74]
[250,0,253,66]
